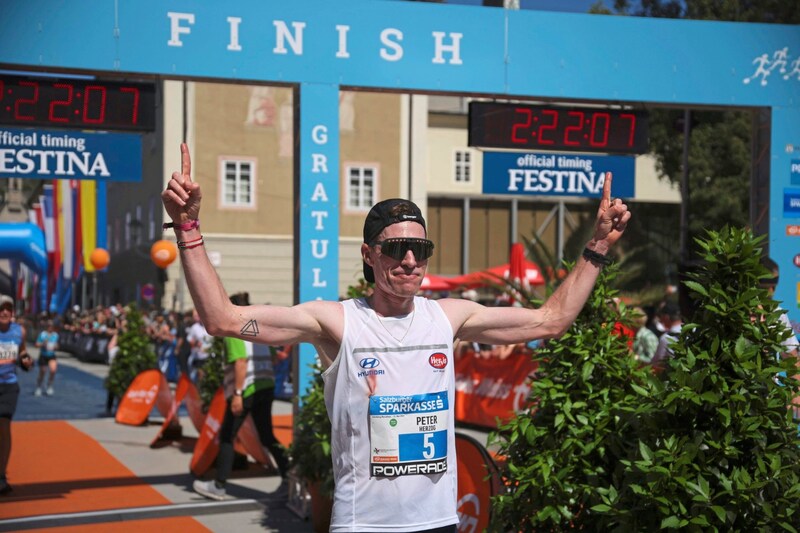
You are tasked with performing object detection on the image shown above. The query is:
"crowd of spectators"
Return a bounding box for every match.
[19,302,294,402]
[444,286,688,372]
[8,284,712,403]
[23,304,203,378]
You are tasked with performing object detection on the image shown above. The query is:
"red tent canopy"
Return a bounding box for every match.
[449,260,545,289]
[420,273,455,291]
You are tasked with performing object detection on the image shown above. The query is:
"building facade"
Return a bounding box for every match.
[103,81,680,310]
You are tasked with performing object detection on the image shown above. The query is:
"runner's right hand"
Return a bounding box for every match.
[162,143,202,224]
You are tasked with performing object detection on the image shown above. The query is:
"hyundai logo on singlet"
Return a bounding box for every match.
[360,358,380,369]
[358,357,385,378]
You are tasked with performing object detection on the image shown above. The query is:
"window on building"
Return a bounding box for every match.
[221,159,255,207]
[454,150,471,183]
[346,165,377,210]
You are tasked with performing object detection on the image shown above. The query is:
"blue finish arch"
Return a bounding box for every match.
[1,0,798,393]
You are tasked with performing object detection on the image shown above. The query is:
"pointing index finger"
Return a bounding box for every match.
[602,171,613,209]
[180,143,192,181]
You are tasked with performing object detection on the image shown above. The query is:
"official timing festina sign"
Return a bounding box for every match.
[482,151,635,198]
[0,128,142,182]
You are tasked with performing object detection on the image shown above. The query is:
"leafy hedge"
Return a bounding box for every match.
[628,228,800,530]
[105,305,157,398]
[490,263,656,530]
[491,228,800,531]
[198,336,226,411]
[289,364,334,497]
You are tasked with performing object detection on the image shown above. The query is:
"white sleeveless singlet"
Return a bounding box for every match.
[323,296,458,532]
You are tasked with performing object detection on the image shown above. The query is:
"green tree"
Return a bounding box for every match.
[648,108,752,246]
[590,1,799,261]
[105,305,157,398]
[606,0,800,23]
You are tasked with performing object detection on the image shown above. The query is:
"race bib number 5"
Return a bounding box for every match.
[369,391,449,477]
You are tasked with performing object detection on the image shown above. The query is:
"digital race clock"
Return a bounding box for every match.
[469,102,648,154]
[0,73,156,132]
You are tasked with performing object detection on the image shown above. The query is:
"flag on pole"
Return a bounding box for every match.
[72,180,83,280]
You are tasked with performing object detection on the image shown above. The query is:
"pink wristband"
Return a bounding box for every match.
[163,219,199,231]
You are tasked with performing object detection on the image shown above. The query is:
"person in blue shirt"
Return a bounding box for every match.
[34,320,60,396]
[0,295,33,495]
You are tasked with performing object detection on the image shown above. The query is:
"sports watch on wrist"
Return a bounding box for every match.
[234,389,243,397]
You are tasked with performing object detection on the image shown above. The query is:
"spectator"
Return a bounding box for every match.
[631,306,658,363]
[187,309,212,383]
[175,311,193,377]
[760,257,799,360]
[651,301,682,369]
[193,293,289,500]
[34,321,59,396]
[646,302,667,339]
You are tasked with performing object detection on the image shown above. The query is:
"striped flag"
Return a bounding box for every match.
[57,179,73,280]
[80,181,97,273]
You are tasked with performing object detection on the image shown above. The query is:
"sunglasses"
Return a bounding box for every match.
[374,238,435,261]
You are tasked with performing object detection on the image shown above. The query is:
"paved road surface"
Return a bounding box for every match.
[5,348,314,533]
[15,347,112,421]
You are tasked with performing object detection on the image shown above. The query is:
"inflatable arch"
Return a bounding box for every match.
[0,222,48,311]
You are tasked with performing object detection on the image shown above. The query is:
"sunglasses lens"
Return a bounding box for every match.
[408,240,434,261]
[379,238,434,261]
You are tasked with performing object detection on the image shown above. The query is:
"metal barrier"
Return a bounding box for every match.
[58,330,112,364]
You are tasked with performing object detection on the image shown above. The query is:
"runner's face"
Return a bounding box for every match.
[368,222,429,299]
[0,306,12,328]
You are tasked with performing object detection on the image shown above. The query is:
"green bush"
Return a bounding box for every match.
[490,263,658,530]
[105,305,157,398]
[490,228,800,531]
[198,336,226,411]
[289,364,334,497]
[625,228,800,530]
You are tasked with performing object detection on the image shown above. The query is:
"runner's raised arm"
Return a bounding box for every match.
[161,144,342,367]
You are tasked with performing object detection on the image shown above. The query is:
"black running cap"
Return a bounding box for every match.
[362,199,426,283]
